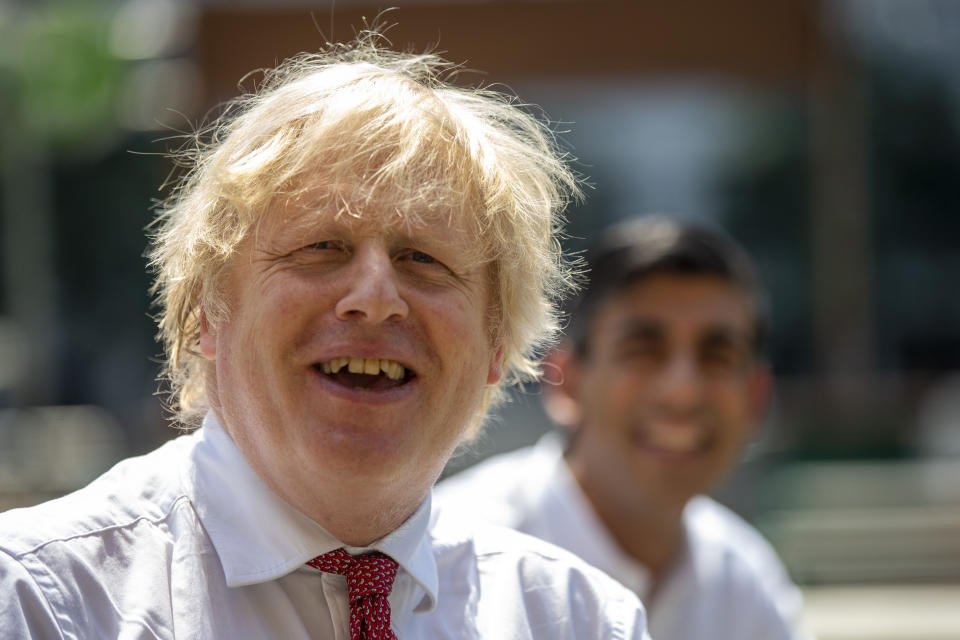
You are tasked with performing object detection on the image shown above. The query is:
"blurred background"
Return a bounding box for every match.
[0,1,957,637]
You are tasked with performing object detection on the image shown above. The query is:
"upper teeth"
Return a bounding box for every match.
[644,423,703,453]
[321,357,406,380]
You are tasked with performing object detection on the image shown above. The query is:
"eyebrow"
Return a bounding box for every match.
[616,317,752,349]
[614,318,664,342]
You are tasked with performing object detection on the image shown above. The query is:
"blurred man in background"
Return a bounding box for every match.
[438,215,810,639]
[0,37,650,639]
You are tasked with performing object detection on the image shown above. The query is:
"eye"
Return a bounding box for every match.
[615,325,664,360]
[395,247,456,280]
[305,240,341,251]
[700,346,743,372]
[299,240,352,258]
[410,251,436,264]
[294,240,349,264]
[397,248,443,267]
[703,349,734,365]
[618,337,663,364]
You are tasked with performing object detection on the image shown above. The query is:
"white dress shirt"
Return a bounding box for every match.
[436,433,811,640]
[0,414,649,639]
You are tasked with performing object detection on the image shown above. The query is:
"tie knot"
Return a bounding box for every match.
[307,548,399,603]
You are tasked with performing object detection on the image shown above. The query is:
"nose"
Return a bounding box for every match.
[654,354,704,415]
[334,242,409,323]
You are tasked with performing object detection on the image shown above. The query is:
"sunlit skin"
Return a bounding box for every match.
[199,194,503,546]
[549,274,770,583]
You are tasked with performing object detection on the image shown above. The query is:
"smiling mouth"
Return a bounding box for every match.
[633,422,709,456]
[313,357,414,390]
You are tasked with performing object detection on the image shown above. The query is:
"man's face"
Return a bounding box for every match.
[199,192,503,522]
[564,273,769,514]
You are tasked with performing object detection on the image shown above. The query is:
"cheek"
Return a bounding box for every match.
[711,376,750,407]
[249,278,323,346]
[214,301,293,403]
[422,292,489,355]
[581,364,646,416]
[708,380,756,436]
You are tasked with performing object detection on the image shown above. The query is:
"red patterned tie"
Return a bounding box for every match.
[306,548,399,640]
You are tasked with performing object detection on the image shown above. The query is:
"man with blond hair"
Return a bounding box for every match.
[0,37,649,639]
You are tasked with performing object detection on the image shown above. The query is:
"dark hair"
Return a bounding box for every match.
[567,215,769,358]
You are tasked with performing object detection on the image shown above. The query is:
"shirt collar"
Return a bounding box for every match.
[185,412,438,612]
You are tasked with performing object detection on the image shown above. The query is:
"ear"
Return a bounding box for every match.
[198,309,217,361]
[486,344,505,385]
[541,342,583,429]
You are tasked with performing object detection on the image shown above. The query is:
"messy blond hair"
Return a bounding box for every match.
[149,35,579,437]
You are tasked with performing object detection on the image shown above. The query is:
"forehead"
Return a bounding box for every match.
[593,273,756,338]
[255,181,486,257]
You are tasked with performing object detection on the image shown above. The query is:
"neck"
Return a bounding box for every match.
[284,472,433,547]
[565,452,686,581]
[594,494,685,581]
[319,495,422,547]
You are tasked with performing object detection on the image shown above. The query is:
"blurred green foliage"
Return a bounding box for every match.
[0,2,126,149]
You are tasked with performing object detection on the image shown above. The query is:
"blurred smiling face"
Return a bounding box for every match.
[566,273,770,514]
[198,186,503,517]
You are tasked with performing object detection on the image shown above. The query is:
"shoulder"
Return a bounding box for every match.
[429,508,650,639]
[685,495,791,582]
[682,496,806,634]
[0,433,196,558]
[0,433,205,638]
